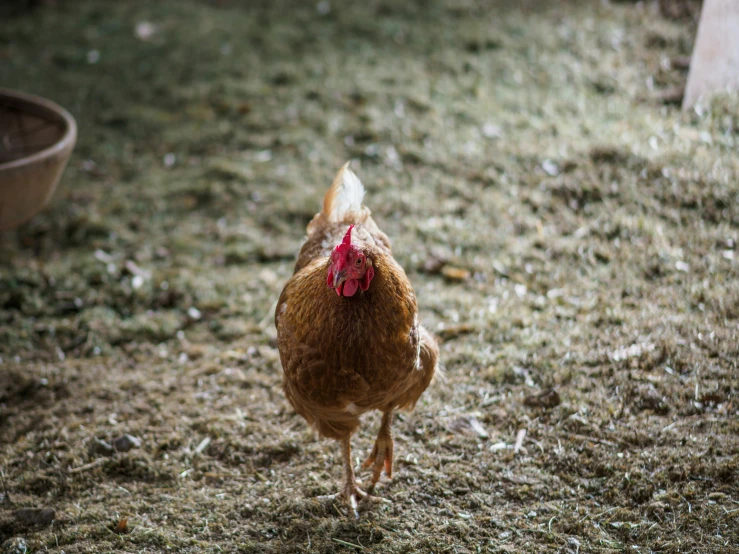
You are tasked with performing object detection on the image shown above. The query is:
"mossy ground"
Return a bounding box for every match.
[1,0,738,552]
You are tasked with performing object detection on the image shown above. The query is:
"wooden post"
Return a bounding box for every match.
[682,0,739,110]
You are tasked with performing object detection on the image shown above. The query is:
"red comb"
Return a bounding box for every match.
[342,225,354,246]
[336,225,354,254]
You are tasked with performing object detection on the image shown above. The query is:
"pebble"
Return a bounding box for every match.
[447,415,489,438]
[481,123,502,139]
[13,508,55,527]
[1,538,28,554]
[523,388,562,408]
[90,438,115,456]
[441,266,470,281]
[113,434,142,453]
[541,159,560,176]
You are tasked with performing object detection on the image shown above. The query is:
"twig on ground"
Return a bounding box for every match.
[566,433,619,448]
[332,538,365,550]
[68,458,107,474]
[514,428,527,455]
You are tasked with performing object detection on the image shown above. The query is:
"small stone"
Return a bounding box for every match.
[184,344,206,359]
[13,507,55,527]
[254,150,272,162]
[541,159,560,176]
[1,538,28,554]
[113,434,142,453]
[441,266,470,281]
[90,437,115,456]
[481,123,502,139]
[135,21,157,41]
[420,256,445,275]
[523,388,561,408]
[447,415,489,438]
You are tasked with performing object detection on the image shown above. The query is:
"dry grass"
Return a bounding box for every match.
[1,0,738,552]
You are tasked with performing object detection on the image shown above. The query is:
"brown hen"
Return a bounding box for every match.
[275,162,439,515]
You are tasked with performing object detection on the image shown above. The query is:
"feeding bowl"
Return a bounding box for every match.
[0,88,77,231]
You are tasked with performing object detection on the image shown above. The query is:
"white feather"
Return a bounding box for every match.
[328,165,365,221]
[345,402,363,415]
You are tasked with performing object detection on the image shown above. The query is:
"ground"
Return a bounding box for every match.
[1,0,738,552]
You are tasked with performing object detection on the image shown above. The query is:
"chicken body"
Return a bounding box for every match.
[275,163,438,514]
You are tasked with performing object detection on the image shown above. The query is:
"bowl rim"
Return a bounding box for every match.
[0,87,77,171]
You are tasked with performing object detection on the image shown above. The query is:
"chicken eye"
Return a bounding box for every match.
[355,257,363,266]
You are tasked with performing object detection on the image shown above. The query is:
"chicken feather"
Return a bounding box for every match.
[275,163,438,515]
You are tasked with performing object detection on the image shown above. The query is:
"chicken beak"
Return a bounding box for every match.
[332,269,347,290]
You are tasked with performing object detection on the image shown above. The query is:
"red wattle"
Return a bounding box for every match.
[342,279,359,297]
[359,266,374,291]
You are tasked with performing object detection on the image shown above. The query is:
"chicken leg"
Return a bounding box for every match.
[362,409,394,492]
[328,435,391,517]
[340,436,368,517]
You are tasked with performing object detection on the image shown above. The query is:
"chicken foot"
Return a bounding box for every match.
[362,409,394,492]
[319,436,388,518]
[339,436,368,517]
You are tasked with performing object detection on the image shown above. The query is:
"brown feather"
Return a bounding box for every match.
[275,165,438,442]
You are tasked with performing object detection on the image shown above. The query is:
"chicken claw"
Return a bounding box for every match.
[362,409,394,491]
[342,480,392,516]
[341,479,368,518]
[318,477,391,517]
[362,434,394,491]
[317,437,391,517]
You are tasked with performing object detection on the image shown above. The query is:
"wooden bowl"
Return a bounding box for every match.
[0,88,77,231]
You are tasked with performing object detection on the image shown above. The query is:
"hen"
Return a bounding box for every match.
[275,162,439,515]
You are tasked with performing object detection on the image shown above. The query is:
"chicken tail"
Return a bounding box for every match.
[298,163,390,271]
[321,161,369,223]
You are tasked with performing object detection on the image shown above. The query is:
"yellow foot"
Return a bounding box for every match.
[362,434,394,492]
[318,480,391,518]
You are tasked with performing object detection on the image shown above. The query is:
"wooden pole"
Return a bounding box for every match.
[682,0,739,110]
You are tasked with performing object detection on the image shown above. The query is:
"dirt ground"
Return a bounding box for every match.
[1,0,738,552]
